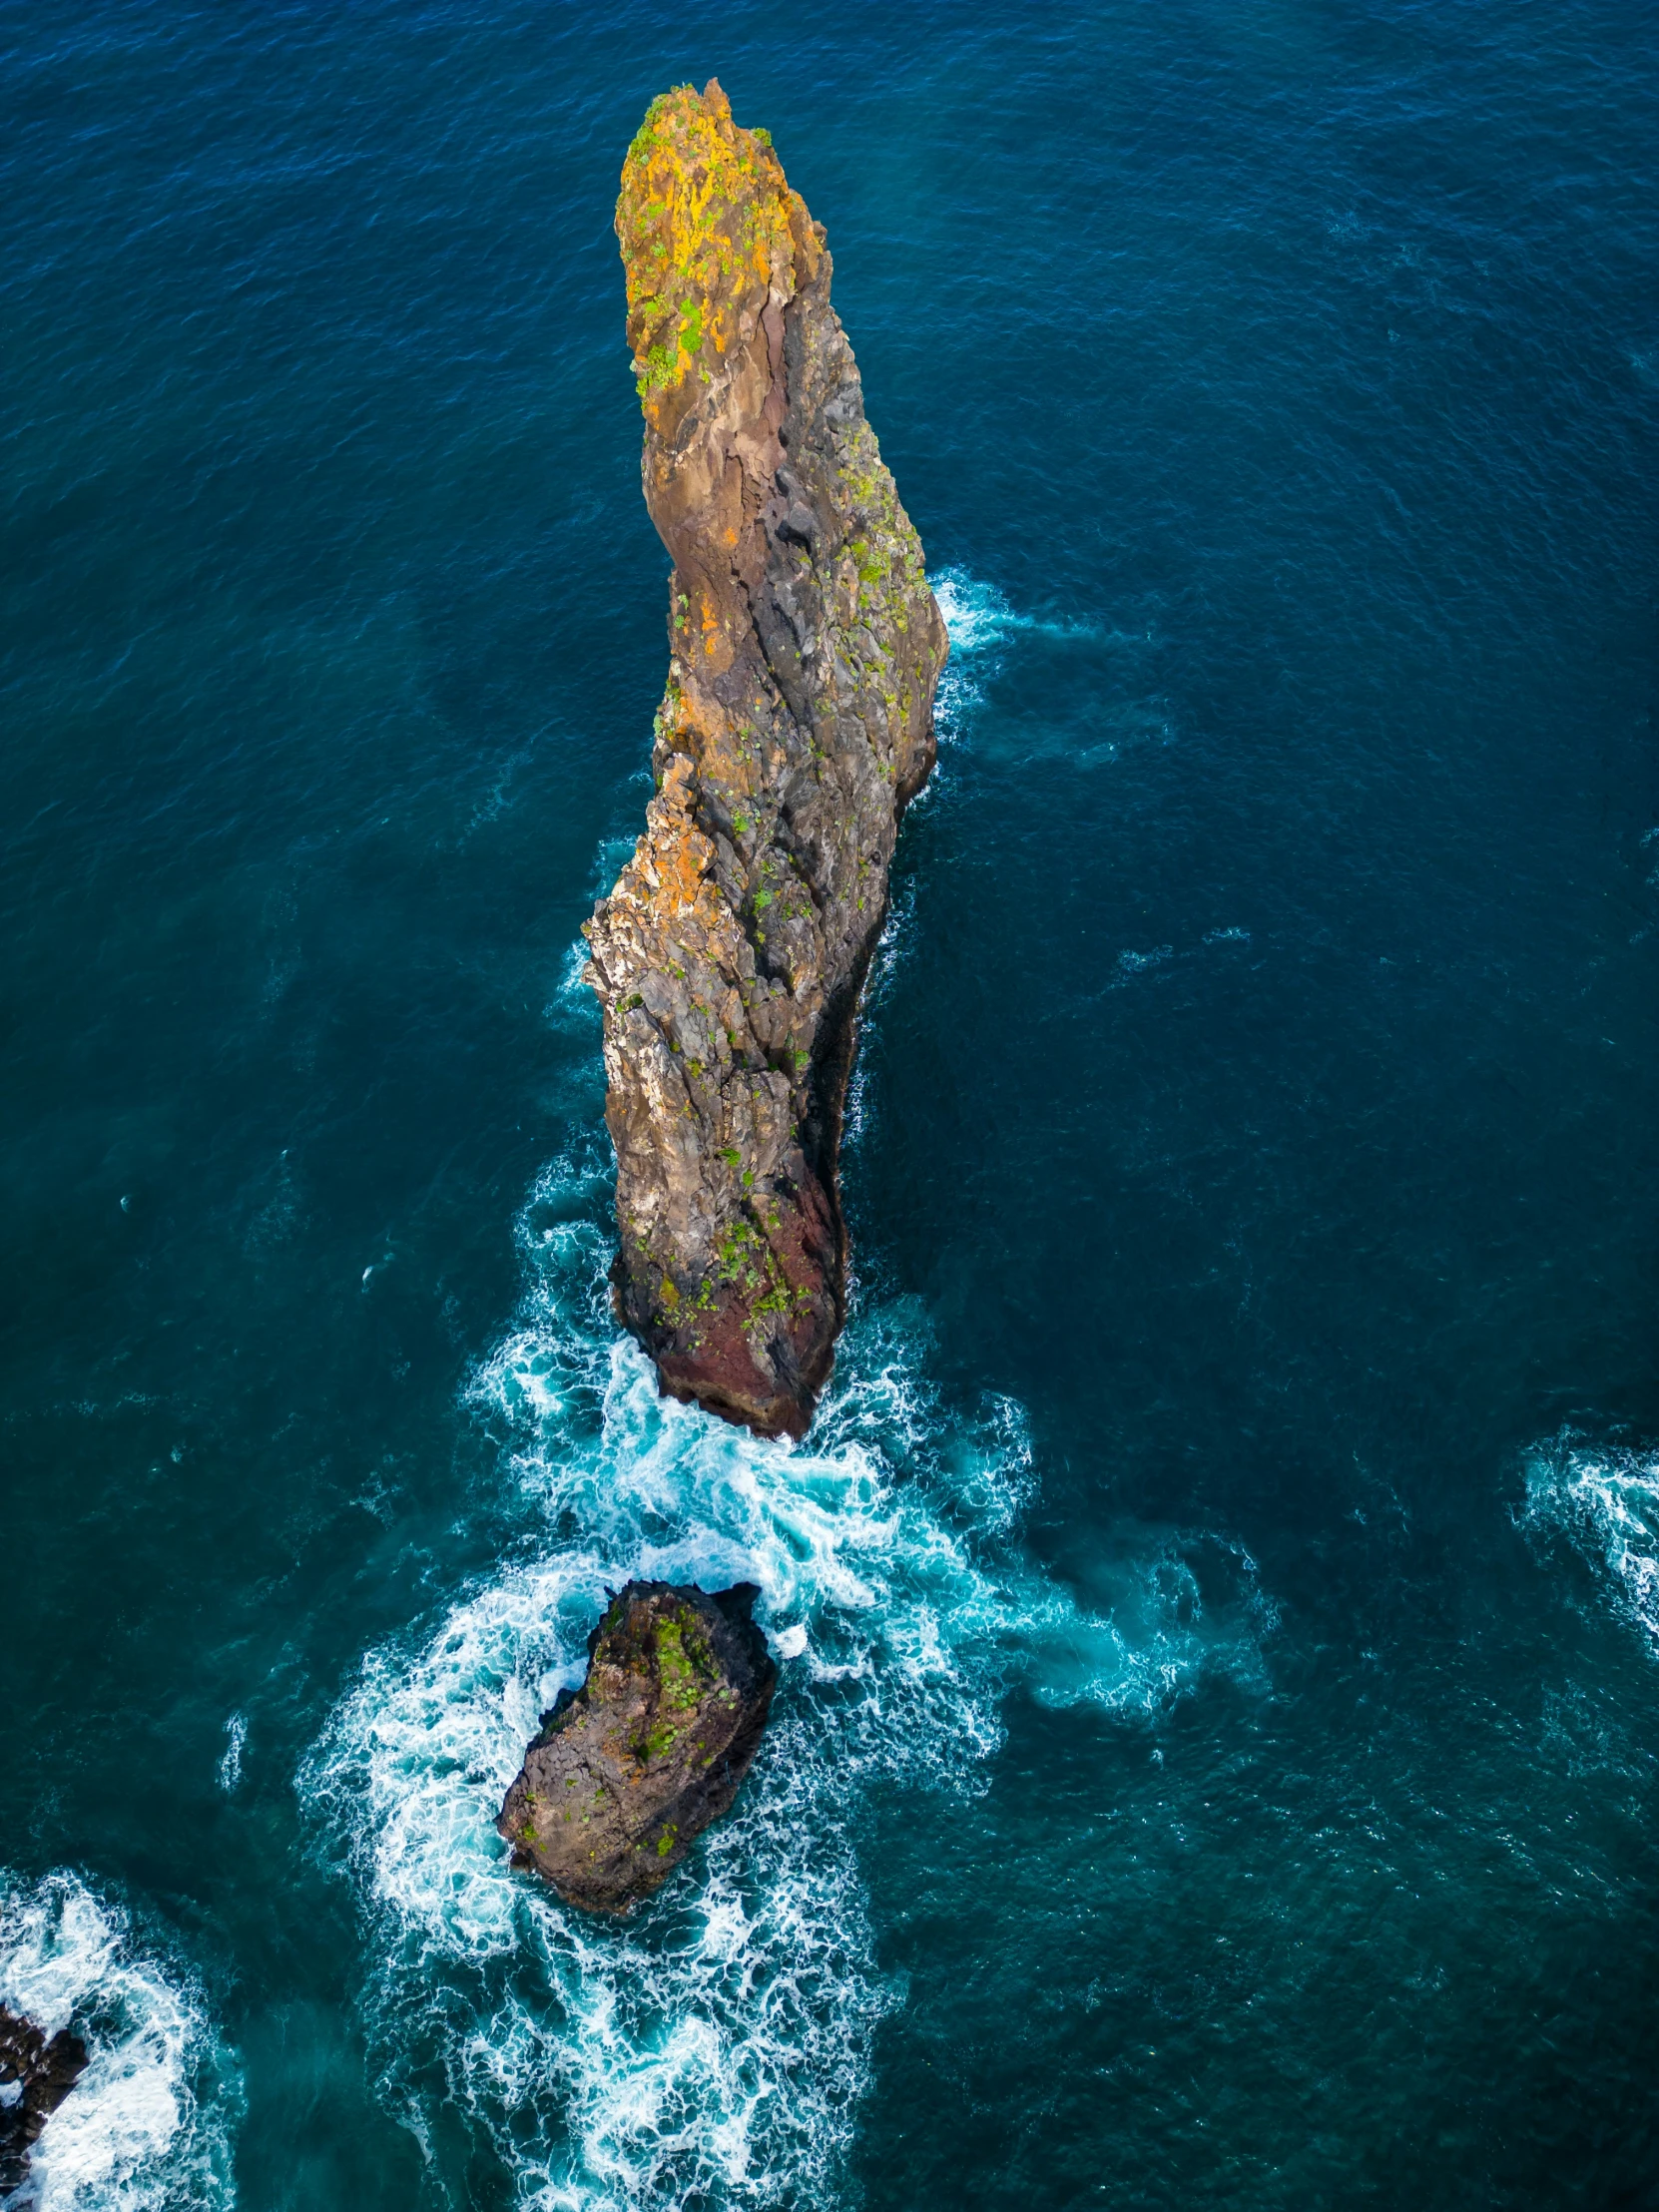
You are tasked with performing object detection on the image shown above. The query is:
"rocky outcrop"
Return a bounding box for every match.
[498,1580,777,1913]
[584,80,948,1438]
[0,2005,87,2192]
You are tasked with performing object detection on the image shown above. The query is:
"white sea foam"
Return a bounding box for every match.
[931,569,1104,662]
[303,1156,1273,2210]
[931,568,1021,661]
[1522,1434,1659,1651]
[216,1715,246,1796]
[1114,945,1176,982]
[0,1872,238,2212]
[929,567,1171,764]
[931,568,1068,738]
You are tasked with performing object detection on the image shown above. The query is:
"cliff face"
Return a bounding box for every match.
[585,79,947,1438]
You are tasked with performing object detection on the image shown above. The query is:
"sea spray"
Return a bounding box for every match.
[0,1873,239,2212]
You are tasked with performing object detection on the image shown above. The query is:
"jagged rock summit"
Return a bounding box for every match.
[0,2005,88,2193]
[499,1580,777,1913]
[584,79,948,1437]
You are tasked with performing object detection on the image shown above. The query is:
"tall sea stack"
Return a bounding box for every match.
[585,80,948,1438]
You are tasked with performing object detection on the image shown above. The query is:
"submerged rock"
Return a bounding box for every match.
[0,2004,88,2192]
[498,1580,777,1913]
[584,79,949,1437]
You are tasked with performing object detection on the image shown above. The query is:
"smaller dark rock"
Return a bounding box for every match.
[0,2004,88,2192]
[499,1580,777,1913]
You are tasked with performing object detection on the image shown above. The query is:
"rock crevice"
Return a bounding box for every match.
[585,79,948,1437]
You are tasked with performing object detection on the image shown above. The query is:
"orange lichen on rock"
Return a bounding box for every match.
[617,79,818,427]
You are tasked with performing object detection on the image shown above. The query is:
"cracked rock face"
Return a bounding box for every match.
[0,2005,88,2193]
[584,79,948,1437]
[498,1581,777,1914]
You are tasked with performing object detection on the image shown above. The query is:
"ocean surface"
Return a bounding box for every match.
[3,2,1657,2205]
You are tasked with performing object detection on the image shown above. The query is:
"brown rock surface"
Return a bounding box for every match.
[0,2004,88,2192]
[584,79,948,1437]
[498,1580,777,1914]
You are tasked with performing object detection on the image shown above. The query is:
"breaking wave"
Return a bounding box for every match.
[303,1137,1274,2210]
[930,567,1173,762]
[1522,1433,1659,1652]
[0,1872,239,2212]
[931,569,1103,662]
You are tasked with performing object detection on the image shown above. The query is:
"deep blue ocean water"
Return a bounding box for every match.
[3,2,1657,2205]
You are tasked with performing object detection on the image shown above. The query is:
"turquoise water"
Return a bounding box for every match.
[3,2,1657,2205]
